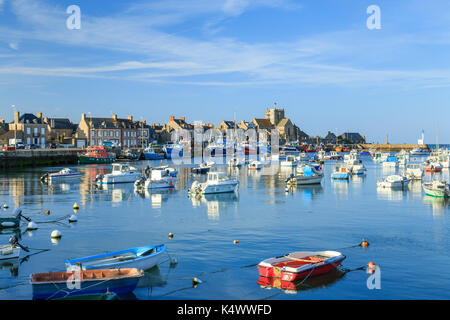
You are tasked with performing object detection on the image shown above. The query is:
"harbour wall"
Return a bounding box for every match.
[0,149,81,170]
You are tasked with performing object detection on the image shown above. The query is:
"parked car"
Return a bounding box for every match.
[2,146,15,151]
[15,142,25,149]
[48,143,57,149]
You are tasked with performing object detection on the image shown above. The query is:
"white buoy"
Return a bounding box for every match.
[3,204,8,209]
[51,230,62,239]
[68,215,78,223]
[27,221,38,230]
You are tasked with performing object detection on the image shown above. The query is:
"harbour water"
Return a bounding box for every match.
[0,156,449,300]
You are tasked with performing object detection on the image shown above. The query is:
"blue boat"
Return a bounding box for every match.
[331,165,350,180]
[31,268,142,300]
[143,147,165,160]
[65,245,167,270]
[163,143,183,159]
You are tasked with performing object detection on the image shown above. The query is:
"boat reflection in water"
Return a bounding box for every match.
[257,269,345,295]
[97,183,135,204]
[286,184,323,203]
[423,196,449,216]
[136,265,167,289]
[331,180,349,198]
[189,192,239,220]
[0,259,19,277]
[134,189,174,209]
[376,186,405,201]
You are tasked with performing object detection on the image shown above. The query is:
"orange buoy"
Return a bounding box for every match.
[367,261,377,274]
[361,239,369,248]
[45,210,50,216]
[233,240,239,244]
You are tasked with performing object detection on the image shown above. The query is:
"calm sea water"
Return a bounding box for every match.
[0,155,449,300]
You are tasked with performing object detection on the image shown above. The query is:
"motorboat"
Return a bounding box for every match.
[152,165,178,178]
[331,165,350,180]
[280,155,298,168]
[189,172,239,195]
[286,165,324,186]
[424,160,443,173]
[382,156,399,168]
[192,162,214,174]
[377,175,411,189]
[344,151,366,175]
[397,150,410,166]
[31,268,143,300]
[257,251,346,282]
[410,147,430,156]
[134,169,177,190]
[162,143,183,159]
[405,164,423,180]
[422,180,450,198]
[142,147,165,160]
[249,161,263,170]
[40,168,82,183]
[323,151,342,161]
[95,164,141,184]
[296,152,309,162]
[78,146,115,164]
[65,245,167,270]
[0,208,31,229]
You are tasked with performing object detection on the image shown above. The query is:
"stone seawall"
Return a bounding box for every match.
[0,148,81,169]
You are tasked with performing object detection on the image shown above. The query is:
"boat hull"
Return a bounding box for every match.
[0,245,20,260]
[0,218,20,229]
[143,153,165,160]
[100,173,142,184]
[78,156,114,164]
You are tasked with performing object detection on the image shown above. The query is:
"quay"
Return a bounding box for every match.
[357,144,430,152]
[0,149,81,170]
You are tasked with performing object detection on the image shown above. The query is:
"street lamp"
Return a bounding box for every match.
[88,111,92,147]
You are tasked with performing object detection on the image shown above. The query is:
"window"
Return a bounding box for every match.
[34,127,38,134]
[91,130,95,137]
[27,128,31,134]
[41,128,45,134]
[110,130,113,137]
[116,131,119,137]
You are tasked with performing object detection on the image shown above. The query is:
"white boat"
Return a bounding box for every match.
[296,152,309,162]
[382,156,399,167]
[189,172,239,195]
[344,151,366,175]
[280,155,298,168]
[0,244,20,260]
[96,164,141,184]
[405,164,423,180]
[424,159,443,173]
[373,152,390,163]
[134,169,177,190]
[40,168,82,182]
[438,154,450,169]
[377,175,411,189]
[323,151,342,161]
[317,150,326,161]
[410,147,430,156]
[249,161,263,170]
[286,165,324,186]
[397,150,410,166]
[422,180,450,198]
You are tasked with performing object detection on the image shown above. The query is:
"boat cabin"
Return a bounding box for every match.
[112,164,133,173]
[207,172,230,182]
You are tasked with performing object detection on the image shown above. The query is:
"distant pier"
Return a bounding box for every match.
[357,144,430,152]
[0,149,81,169]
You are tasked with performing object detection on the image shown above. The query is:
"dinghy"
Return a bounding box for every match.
[31,268,143,300]
[0,208,31,229]
[257,251,345,282]
[65,244,167,271]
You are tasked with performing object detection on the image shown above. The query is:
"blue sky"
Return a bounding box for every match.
[0,0,449,143]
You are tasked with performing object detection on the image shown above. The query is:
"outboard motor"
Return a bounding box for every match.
[40,173,49,182]
[134,177,146,188]
[144,166,151,177]
[14,208,31,222]
[94,174,104,183]
[9,235,29,252]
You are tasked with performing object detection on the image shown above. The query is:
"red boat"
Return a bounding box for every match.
[424,161,443,173]
[257,251,345,282]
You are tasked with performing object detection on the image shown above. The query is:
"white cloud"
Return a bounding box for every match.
[9,42,19,50]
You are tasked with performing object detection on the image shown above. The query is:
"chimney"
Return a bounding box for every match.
[51,119,55,128]
[112,114,117,121]
[14,111,19,123]
[81,113,86,122]
[180,116,185,122]
[127,115,133,121]
[44,117,49,124]
[37,112,42,119]
[169,116,175,121]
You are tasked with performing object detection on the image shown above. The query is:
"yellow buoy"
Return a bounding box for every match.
[168,233,174,239]
[73,202,79,210]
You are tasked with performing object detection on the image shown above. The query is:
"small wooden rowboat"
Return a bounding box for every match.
[65,244,166,271]
[257,251,345,282]
[31,268,143,300]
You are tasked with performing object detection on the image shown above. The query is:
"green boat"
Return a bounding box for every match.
[422,180,450,198]
[78,146,115,164]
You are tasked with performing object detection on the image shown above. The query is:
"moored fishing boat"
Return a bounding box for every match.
[142,147,165,160]
[410,147,430,156]
[134,169,177,190]
[280,155,298,168]
[189,172,238,195]
[382,156,399,168]
[331,165,349,180]
[31,268,143,300]
[192,162,214,174]
[323,151,342,161]
[257,251,346,282]
[78,146,115,164]
[95,163,141,184]
[377,175,411,189]
[424,160,443,173]
[249,160,263,170]
[286,165,323,186]
[422,180,450,198]
[40,168,82,183]
[65,244,167,270]
[405,164,423,180]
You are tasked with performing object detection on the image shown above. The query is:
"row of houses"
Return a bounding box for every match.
[0,107,366,148]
